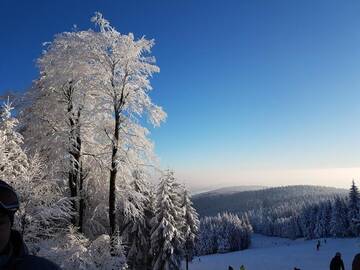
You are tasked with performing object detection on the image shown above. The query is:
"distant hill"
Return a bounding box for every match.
[193,185,266,197]
[193,185,347,217]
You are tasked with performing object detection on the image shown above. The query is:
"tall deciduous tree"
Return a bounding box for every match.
[22,30,99,232]
[87,12,166,246]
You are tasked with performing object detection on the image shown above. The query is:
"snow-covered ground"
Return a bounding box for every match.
[190,234,360,270]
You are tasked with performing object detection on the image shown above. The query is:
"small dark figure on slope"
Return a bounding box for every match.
[316,240,321,251]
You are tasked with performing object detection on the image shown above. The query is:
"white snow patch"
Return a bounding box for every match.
[190,234,360,270]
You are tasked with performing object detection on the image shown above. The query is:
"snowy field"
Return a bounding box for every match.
[190,234,360,270]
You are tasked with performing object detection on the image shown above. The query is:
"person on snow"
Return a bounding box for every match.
[330,252,345,270]
[317,240,321,251]
[0,180,60,270]
[352,253,360,270]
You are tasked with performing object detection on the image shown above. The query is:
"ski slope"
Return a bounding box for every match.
[190,234,360,270]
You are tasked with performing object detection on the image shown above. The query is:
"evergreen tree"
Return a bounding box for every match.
[330,197,349,237]
[348,180,360,236]
[146,185,157,268]
[324,201,333,236]
[150,170,184,270]
[0,101,29,180]
[125,169,153,270]
[314,201,332,238]
[196,213,252,256]
[181,187,199,270]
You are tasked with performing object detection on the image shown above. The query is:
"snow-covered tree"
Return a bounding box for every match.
[0,101,28,180]
[0,101,129,269]
[39,227,127,270]
[22,29,101,231]
[3,10,172,269]
[88,232,128,270]
[330,197,349,237]
[0,101,75,259]
[21,14,166,254]
[13,153,72,247]
[196,216,216,255]
[180,187,199,270]
[0,130,6,169]
[39,226,92,270]
[86,12,166,242]
[122,169,154,269]
[314,201,332,238]
[150,170,184,270]
[196,213,252,256]
[348,180,360,236]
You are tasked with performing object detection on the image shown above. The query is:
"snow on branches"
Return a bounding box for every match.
[5,11,201,270]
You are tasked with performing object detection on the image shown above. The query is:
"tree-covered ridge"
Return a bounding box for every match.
[194,183,360,241]
[248,182,360,240]
[193,185,347,217]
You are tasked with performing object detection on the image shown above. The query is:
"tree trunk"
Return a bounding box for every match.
[67,86,78,227]
[109,64,128,254]
[78,161,85,233]
[66,82,85,231]
[109,108,120,253]
[75,109,85,233]
[68,161,77,226]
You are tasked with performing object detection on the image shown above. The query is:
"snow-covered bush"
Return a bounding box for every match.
[38,227,127,270]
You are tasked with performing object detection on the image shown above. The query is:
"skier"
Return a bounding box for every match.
[352,253,360,270]
[317,240,321,251]
[0,180,60,269]
[330,252,345,270]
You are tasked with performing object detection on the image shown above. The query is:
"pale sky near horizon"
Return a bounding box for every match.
[176,167,360,192]
[1,0,360,191]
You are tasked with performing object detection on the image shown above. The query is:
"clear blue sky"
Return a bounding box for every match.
[1,0,360,189]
